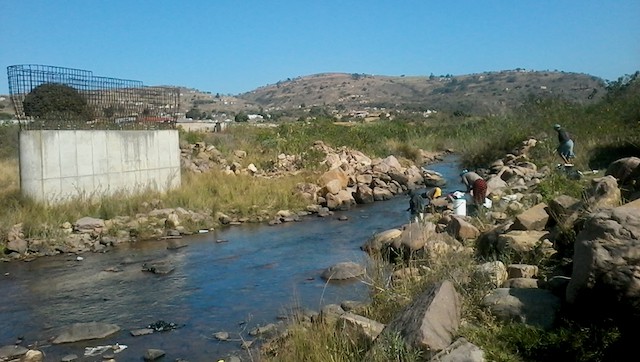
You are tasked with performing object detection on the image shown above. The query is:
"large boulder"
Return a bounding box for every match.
[74,216,105,233]
[422,168,446,187]
[486,175,508,196]
[0,345,29,360]
[511,202,549,231]
[445,216,480,241]
[606,156,640,186]
[473,261,508,288]
[372,187,394,201]
[566,198,640,326]
[321,262,365,281]
[585,176,621,209]
[361,228,402,254]
[353,184,374,204]
[405,165,425,187]
[430,337,485,362]
[7,238,28,254]
[380,280,461,356]
[388,171,410,188]
[325,189,356,210]
[497,230,555,258]
[390,222,436,255]
[318,167,349,191]
[475,222,513,259]
[482,288,561,329]
[339,312,385,342]
[380,155,403,171]
[547,195,583,228]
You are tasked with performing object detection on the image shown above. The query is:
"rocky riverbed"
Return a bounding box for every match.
[2,140,448,263]
[3,135,639,360]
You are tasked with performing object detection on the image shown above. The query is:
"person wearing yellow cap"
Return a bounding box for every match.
[423,187,442,213]
[427,187,441,199]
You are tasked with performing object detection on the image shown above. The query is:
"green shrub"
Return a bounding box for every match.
[23,83,92,122]
[536,171,585,202]
[464,321,621,362]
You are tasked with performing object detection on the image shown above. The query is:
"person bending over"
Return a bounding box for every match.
[460,169,487,206]
[553,124,575,165]
[407,190,429,223]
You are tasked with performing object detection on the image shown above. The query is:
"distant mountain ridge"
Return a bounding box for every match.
[234,70,606,115]
[0,70,608,120]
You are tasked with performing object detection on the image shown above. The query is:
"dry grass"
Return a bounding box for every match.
[0,158,316,240]
[0,158,19,197]
[261,245,492,362]
[164,169,315,217]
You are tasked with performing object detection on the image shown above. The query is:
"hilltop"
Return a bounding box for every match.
[177,70,606,120]
[1,70,608,121]
[237,70,605,114]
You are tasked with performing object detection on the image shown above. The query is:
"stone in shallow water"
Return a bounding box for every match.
[52,322,120,344]
[0,345,29,360]
[130,328,154,336]
[144,348,166,361]
[321,261,365,281]
[141,261,175,275]
[213,331,229,340]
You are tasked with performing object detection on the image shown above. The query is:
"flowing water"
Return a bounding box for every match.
[0,155,464,361]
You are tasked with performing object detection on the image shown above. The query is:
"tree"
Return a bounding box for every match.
[23,83,91,121]
[234,112,249,122]
[185,107,201,119]
[309,106,330,118]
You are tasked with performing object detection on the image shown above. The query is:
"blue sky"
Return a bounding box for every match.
[1,0,638,95]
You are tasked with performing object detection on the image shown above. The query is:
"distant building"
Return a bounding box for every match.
[247,114,264,121]
[350,111,368,118]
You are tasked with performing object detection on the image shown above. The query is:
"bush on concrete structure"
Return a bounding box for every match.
[23,83,92,122]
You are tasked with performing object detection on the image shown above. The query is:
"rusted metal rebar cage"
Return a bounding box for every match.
[7,64,180,130]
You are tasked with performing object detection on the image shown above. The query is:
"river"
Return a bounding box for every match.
[0,155,464,361]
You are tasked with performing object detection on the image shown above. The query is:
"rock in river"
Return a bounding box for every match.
[321,261,365,281]
[52,322,120,344]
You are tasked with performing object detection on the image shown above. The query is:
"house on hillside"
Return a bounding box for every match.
[350,111,369,118]
[248,114,265,122]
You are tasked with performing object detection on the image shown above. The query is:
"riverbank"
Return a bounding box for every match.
[1,138,449,263]
[259,138,640,361]
[0,154,465,362]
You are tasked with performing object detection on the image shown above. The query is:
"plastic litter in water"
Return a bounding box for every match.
[84,344,127,356]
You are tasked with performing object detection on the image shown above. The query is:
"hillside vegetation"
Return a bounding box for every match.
[0,70,608,123]
[237,70,604,114]
[173,70,607,124]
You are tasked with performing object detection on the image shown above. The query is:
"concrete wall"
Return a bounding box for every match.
[20,130,181,204]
